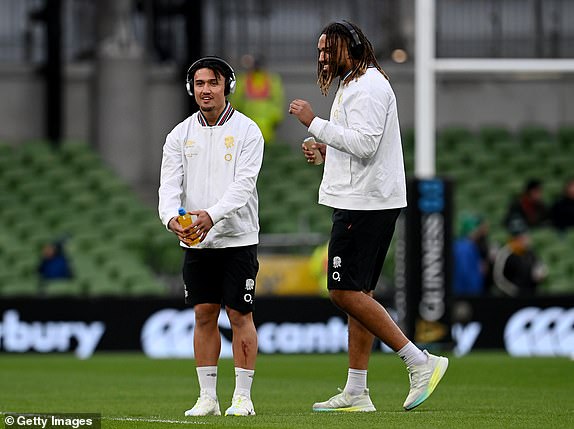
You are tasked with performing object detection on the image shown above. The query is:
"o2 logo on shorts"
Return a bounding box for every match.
[332,256,342,282]
[243,279,255,304]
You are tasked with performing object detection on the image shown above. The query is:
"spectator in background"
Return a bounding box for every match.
[453,213,491,296]
[493,218,547,297]
[38,239,73,292]
[503,178,549,230]
[309,241,329,296]
[550,178,574,231]
[229,54,285,144]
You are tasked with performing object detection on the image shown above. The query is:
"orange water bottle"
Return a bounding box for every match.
[177,207,200,246]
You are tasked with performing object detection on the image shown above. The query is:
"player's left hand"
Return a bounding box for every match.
[189,210,214,243]
[289,99,316,128]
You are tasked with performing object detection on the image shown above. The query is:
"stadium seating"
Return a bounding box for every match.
[257,143,327,235]
[1,127,572,297]
[266,130,573,295]
[0,139,331,298]
[431,125,574,295]
[0,141,170,297]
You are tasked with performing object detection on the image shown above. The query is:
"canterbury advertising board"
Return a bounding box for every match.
[1,297,573,358]
[450,297,574,357]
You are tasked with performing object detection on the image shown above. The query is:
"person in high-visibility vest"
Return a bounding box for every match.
[309,241,330,297]
[230,55,285,144]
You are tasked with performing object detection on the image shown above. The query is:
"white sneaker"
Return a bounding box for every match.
[403,350,449,410]
[313,388,376,412]
[225,395,256,416]
[184,392,221,416]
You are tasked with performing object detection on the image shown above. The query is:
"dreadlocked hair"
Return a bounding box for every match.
[317,21,389,96]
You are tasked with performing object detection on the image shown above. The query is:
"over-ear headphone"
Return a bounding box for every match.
[185,56,236,97]
[337,20,364,59]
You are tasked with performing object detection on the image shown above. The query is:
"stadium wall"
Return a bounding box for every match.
[0,297,572,359]
[3,64,574,142]
[1,64,574,185]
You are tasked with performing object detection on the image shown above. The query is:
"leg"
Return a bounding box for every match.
[183,248,224,366]
[326,209,447,410]
[185,303,222,417]
[327,209,407,351]
[330,290,448,411]
[313,314,376,413]
[330,289,408,352]
[342,311,374,397]
[220,245,259,370]
[226,307,258,370]
[347,293,375,370]
[225,307,257,416]
[312,209,396,412]
[193,303,221,366]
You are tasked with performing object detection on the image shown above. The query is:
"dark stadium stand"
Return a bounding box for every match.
[430,125,574,294]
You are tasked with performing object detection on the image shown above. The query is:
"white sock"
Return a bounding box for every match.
[343,368,367,396]
[233,367,254,399]
[397,342,427,367]
[196,366,218,399]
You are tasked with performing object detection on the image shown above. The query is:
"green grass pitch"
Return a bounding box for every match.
[1,352,573,428]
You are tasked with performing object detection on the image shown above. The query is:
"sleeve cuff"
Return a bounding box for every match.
[165,216,177,231]
[308,116,327,137]
[205,205,224,225]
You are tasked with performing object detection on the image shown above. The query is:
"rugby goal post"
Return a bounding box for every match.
[415,0,574,178]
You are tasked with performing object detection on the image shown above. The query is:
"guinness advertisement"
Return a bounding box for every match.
[396,178,453,346]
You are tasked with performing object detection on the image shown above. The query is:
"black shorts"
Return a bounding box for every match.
[327,208,401,292]
[182,245,259,313]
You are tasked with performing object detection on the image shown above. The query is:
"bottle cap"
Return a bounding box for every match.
[178,207,186,215]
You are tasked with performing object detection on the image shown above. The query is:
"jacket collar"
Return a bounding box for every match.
[197,101,235,127]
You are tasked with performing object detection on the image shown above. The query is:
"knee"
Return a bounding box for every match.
[226,307,253,330]
[194,305,219,328]
[329,289,351,309]
[328,289,342,306]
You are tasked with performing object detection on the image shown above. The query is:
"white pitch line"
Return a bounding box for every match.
[104,416,208,425]
[1,412,207,426]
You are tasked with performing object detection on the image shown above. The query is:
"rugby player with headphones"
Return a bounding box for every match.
[290,21,448,412]
[159,56,264,417]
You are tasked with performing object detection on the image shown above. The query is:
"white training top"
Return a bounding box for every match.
[308,67,407,211]
[158,103,264,248]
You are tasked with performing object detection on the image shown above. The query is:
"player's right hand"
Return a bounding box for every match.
[301,142,326,164]
[168,217,197,245]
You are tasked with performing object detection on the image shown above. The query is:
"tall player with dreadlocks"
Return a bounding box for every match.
[289,21,448,412]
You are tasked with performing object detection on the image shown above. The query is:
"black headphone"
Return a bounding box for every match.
[185,56,237,97]
[337,20,364,59]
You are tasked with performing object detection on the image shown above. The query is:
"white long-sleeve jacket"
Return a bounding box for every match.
[158,103,264,248]
[308,67,407,210]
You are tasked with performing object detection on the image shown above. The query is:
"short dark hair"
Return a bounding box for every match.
[186,56,236,96]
